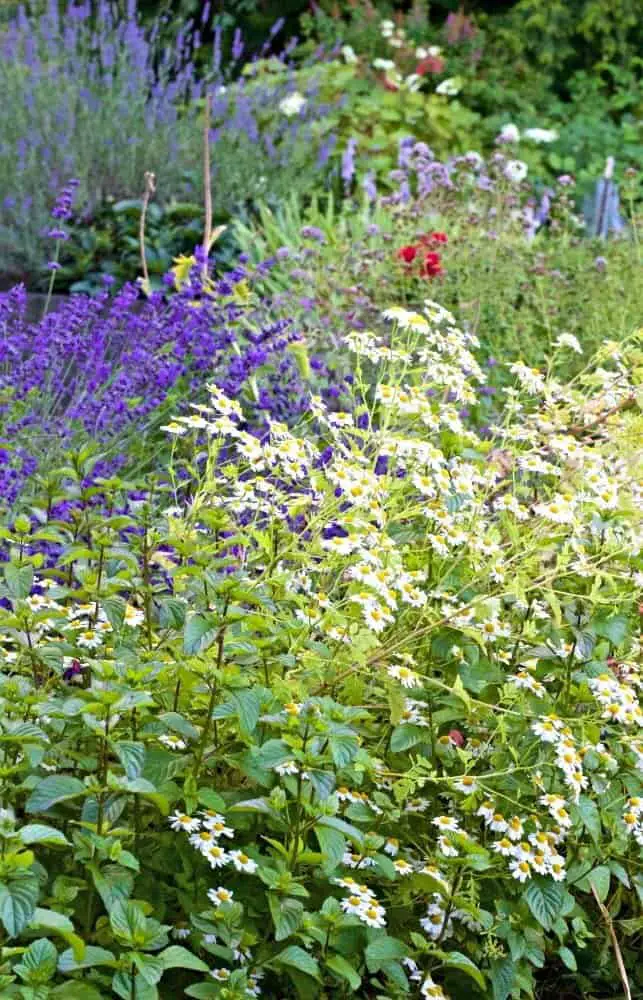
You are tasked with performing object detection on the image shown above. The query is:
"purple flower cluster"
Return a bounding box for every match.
[0,1,340,278]
[0,259,346,507]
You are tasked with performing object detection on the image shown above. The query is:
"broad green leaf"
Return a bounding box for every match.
[490,957,515,1000]
[0,877,39,937]
[134,953,165,986]
[113,741,146,780]
[314,824,346,870]
[316,815,364,849]
[30,908,85,961]
[232,689,264,735]
[19,824,69,847]
[185,986,219,999]
[268,894,304,941]
[51,984,103,999]
[365,935,407,972]
[587,865,611,902]
[440,951,485,989]
[559,946,577,971]
[524,879,565,930]
[26,776,86,813]
[272,944,321,981]
[326,953,361,990]
[184,613,218,654]
[112,969,158,1000]
[390,725,428,752]
[575,796,601,845]
[5,563,34,599]
[14,938,58,984]
[89,864,134,912]
[58,945,115,972]
[523,878,565,931]
[110,900,148,947]
[158,946,210,972]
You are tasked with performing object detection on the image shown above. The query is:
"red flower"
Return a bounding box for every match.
[419,231,448,247]
[421,251,443,277]
[416,55,444,76]
[448,729,465,747]
[397,244,419,264]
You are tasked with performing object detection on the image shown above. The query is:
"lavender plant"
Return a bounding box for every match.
[0,251,347,508]
[0,0,338,282]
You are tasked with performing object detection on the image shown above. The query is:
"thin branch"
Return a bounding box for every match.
[590,881,631,1000]
[139,171,156,292]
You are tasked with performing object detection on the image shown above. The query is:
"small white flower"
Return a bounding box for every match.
[279,92,307,117]
[504,159,528,183]
[524,127,558,143]
[499,123,520,143]
[159,733,187,751]
[204,844,230,869]
[207,887,234,907]
[341,44,358,64]
[509,858,532,882]
[373,57,396,71]
[554,332,582,354]
[169,811,200,833]
[436,77,461,96]
[229,850,258,874]
[274,760,299,776]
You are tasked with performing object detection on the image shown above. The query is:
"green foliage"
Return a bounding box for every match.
[0,302,640,997]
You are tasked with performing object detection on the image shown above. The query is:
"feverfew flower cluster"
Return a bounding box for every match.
[160,302,640,991]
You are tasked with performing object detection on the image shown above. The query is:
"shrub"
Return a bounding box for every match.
[0,300,640,997]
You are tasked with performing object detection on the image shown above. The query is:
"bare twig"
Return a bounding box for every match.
[139,170,156,291]
[202,92,213,281]
[590,881,632,1000]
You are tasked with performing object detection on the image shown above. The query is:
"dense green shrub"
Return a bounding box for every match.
[0,303,640,997]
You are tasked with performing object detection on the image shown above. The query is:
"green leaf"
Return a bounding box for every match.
[587,865,611,902]
[112,969,158,1000]
[316,815,364,849]
[524,879,565,930]
[184,613,218,654]
[134,953,165,986]
[272,944,321,981]
[90,862,134,911]
[268,895,304,941]
[51,984,103,999]
[5,563,34,599]
[440,951,485,989]
[30,908,85,961]
[113,741,146,780]
[559,946,577,971]
[575,796,601,845]
[490,958,515,1000]
[593,614,629,646]
[19,824,69,847]
[185,986,219,999]
[232,689,264,735]
[314,824,346,870]
[365,935,407,972]
[14,938,58,985]
[160,712,199,741]
[58,945,116,972]
[390,725,428,752]
[110,900,148,947]
[26,776,86,813]
[0,877,39,937]
[329,733,359,768]
[326,953,361,990]
[159,946,210,972]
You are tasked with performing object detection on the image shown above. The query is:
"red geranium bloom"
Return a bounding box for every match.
[419,231,448,248]
[416,55,444,76]
[421,251,443,277]
[397,244,419,264]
